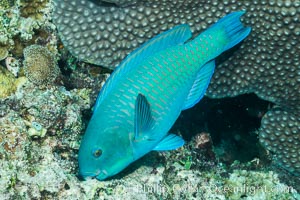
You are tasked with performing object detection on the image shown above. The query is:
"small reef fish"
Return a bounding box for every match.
[78,11,251,180]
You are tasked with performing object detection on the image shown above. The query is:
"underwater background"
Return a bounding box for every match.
[0,0,299,199]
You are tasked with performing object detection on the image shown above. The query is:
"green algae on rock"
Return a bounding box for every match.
[0,0,16,10]
[0,45,9,61]
[0,65,26,98]
[0,66,16,98]
[19,0,50,20]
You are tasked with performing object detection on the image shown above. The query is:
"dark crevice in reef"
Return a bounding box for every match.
[171,93,272,165]
[90,0,118,7]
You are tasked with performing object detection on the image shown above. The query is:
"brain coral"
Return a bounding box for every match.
[259,109,300,175]
[23,45,60,85]
[53,0,300,175]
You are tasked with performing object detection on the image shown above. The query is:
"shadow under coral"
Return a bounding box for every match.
[171,94,271,164]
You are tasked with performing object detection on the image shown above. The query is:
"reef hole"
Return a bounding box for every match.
[171,93,272,165]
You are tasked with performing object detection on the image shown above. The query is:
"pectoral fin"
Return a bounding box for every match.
[134,94,155,141]
[153,134,185,151]
[182,60,215,110]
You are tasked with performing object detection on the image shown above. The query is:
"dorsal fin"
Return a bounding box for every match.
[182,60,215,110]
[93,25,192,113]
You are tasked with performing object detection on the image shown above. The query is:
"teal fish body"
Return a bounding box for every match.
[78,11,251,180]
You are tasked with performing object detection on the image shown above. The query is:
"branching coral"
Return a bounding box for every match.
[52,0,300,175]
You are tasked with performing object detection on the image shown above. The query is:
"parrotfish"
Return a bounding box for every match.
[78,11,251,180]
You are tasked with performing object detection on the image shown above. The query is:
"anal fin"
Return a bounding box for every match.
[153,134,185,151]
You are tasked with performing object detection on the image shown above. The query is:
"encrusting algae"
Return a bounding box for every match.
[0,65,26,98]
[0,45,9,61]
[19,0,50,20]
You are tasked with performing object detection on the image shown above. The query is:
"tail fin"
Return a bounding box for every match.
[213,11,251,51]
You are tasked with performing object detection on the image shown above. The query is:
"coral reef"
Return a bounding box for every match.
[259,109,300,176]
[0,0,56,58]
[0,80,91,199]
[0,45,9,60]
[0,66,17,98]
[52,0,300,176]
[225,170,297,200]
[5,56,20,77]
[19,0,50,20]
[0,0,300,199]
[0,65,26,98]
[15,82,90,134]
[23,44,60,85]
[54,0,234,68]
[101,0,138,6]
[1,105,299,199]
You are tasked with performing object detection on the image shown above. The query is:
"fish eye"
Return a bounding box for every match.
[92,149,102,158]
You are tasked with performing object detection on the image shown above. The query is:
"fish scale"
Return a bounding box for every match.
[101,46,196,131]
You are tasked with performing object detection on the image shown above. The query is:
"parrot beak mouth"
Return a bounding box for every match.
[95,170,109,181]
[78,170,101,181]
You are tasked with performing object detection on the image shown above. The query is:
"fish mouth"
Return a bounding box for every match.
[95,170,109,181]
[78,170,108,181]
[78,170,100,180]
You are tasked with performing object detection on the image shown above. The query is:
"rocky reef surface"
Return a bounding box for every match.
[0,0,300,199]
